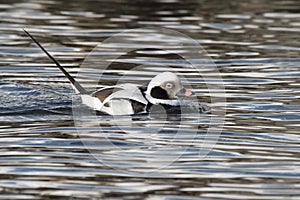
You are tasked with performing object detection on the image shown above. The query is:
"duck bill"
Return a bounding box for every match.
[178,88,193,97]
[184,88,193,96]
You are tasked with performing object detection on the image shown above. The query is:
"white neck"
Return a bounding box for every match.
[145,93,181,106]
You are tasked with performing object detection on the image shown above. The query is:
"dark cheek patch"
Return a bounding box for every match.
[150,86,170,99]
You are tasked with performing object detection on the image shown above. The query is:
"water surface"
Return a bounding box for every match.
[0,0,300,199]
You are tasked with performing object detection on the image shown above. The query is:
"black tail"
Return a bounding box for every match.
[23,29,86,94]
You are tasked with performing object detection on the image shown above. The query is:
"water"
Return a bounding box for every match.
[1,0,300,199]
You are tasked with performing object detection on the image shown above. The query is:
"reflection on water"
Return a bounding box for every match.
[0,0,300,199]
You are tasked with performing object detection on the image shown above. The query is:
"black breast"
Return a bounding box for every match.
[130,100,147,114]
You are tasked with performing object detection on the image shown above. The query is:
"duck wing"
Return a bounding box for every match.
[91,84,148,105]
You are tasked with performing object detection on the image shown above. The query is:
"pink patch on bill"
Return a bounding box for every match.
[185,89,193,96]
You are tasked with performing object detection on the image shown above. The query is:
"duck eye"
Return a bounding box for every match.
[165,82,173,88]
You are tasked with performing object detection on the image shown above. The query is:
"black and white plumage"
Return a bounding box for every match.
[24,30,195,115]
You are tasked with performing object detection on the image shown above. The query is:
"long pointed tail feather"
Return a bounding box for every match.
[24,29,87,94]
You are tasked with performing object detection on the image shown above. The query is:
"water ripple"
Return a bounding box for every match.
[0,0,300,199]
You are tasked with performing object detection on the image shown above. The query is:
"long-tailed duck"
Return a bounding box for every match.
[24,29,195,115]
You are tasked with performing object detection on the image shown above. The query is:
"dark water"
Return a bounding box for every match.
[1,0,300,199]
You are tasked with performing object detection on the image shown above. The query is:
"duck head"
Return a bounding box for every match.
[145,72,193,105]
